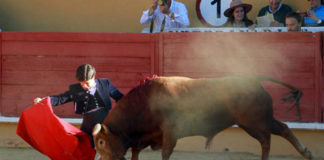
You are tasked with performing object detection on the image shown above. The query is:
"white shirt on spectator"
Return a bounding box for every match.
[140,0,190,31]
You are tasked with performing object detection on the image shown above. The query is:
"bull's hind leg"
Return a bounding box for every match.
[239,126,271,160]
[270,120,313,160]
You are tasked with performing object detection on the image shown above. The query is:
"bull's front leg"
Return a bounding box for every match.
[131,148,140,160]
[161,130,177,160]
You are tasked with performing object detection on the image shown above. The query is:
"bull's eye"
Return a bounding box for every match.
[98,139,105,147]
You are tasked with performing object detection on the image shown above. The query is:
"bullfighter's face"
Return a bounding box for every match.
[80,77,95,91]
[92,124,125,160]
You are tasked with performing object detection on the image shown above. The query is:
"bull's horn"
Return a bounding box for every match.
[102,124,109,134]
[92,123,102,136]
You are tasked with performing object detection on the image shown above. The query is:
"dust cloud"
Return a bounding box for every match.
[163,32,291,79]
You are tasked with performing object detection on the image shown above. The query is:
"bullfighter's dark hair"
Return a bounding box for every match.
[75,64,96,81]
[286,12,302,23]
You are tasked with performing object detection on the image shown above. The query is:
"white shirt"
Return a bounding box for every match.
[268,3,282,14]
[140,0,190,31]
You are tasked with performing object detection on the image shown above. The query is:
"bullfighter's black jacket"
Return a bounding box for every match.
[50,78,123,114]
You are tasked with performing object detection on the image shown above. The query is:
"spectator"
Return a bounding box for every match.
[33,64,123,149]
[304,0,324,26]
[140,0,189,32]
[223,0,254,28]
[257,0,292,26]
[286,12,302,32]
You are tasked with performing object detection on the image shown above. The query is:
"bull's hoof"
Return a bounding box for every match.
[303,147,313,160]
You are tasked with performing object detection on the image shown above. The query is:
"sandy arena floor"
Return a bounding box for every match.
[1,147,323,160]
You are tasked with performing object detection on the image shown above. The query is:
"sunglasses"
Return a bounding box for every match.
[158,0,168,5]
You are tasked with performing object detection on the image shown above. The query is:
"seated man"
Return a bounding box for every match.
[140,0,190,32]
[257,0,292,26]
[285,12,302,32]
[304,0,324,26]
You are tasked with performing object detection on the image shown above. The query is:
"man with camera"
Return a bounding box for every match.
[140,0,190,32]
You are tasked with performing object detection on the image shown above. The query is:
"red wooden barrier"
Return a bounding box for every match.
[158,32,322,122]
[0,32,322,122]
[0,33,2,115]
[0,32,158,117]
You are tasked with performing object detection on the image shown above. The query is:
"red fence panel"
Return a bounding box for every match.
[0,32,323,122]
[158,32,322,122]
[0,33,2,115]
[0,32,158,117]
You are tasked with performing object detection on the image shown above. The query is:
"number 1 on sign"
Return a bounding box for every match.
[211,0,221,18]
[196,0,230,26]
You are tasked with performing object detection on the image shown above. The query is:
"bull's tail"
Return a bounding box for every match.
[256,75,303,120]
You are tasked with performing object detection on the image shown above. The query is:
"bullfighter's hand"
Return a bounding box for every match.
[33,97,45,105]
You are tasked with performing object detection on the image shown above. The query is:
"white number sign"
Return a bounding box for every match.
[196,0,231,26]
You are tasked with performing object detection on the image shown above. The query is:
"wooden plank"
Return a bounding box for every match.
[158,33,164,76]
[161,32,316,44]
[163,42,315,59]
[152,34,159,75]
[163,72,314,89]
[2,41,153,57]
[2,70,149,88]
[314,32,322,122]
[0,33,2,114]
[163,58,315,73]
[2,32,156,43]
[163,72,314,79]
[2,55,151,72]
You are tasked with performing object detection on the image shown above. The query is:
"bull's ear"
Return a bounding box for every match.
[92,123,102,136]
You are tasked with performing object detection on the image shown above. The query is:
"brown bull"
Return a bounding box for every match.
[92,76,313,160]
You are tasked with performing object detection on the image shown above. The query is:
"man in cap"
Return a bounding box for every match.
[140,0,190,32]
[257,0,292,26]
